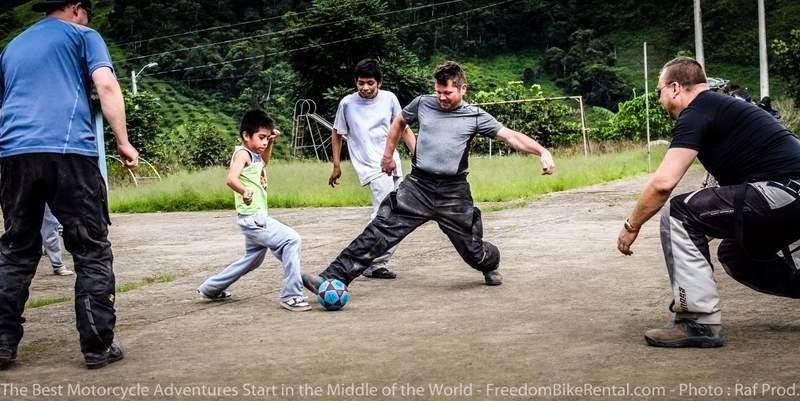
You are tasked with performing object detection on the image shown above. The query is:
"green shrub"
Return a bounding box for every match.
[598,92,674,141]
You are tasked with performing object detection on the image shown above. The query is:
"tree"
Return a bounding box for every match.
[282,0,427,112]
[105,90,164,161]
[543,29,628,110]
[772,30,800,107]
[471,82,581,149]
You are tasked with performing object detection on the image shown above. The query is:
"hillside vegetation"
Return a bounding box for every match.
[2,0,798,168]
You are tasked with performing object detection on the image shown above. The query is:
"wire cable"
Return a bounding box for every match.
[149,0,513,77]
[119,0,467,64]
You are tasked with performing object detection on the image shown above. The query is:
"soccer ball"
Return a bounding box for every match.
[317,279,350,311]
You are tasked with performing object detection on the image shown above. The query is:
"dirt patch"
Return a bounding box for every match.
[4,169,799,401]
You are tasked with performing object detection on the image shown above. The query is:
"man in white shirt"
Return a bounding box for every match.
[329,59,415,279]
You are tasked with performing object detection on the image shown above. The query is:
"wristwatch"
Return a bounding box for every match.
[623,218,638,233]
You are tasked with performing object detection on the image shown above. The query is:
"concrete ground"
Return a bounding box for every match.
[2,170,799,401]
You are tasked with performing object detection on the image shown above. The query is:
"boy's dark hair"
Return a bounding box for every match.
[433,61,467,87]
[661,57,707,88]
[239,109,274,139]
[353,58,382,82]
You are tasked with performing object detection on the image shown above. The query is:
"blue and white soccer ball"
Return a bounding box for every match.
[317,279,350,311]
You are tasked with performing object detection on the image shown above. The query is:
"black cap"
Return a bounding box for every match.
[32,0,89,13]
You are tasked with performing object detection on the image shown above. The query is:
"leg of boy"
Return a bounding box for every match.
[245,214,303,302]
[199,215,269,296]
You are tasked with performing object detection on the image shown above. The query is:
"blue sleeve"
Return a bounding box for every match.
[402,96,422,125]
[83,29,113,75]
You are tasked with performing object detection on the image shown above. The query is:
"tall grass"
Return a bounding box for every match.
[109,147,665,213]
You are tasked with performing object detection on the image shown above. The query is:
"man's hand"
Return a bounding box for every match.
[381,155,396,176]
[117,142,139,167]
[617,227,639,256]
[329,165,342,188]
[539,151,555,175]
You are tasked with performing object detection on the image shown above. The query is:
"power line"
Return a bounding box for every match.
[116,10,312,47]
[149,0,513,77]
[119,0,467,64]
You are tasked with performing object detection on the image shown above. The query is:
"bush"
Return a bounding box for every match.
[597,92,674,142]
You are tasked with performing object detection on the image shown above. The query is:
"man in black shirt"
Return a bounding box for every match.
[617,57,800,348]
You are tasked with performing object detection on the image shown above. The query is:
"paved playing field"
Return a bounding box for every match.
[3,170,799,401]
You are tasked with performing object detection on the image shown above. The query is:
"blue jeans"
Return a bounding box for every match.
[41,205,65,270]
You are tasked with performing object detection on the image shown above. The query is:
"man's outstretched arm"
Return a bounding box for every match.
[495,127,555,175]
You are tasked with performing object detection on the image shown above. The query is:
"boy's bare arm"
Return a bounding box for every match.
[329,129,343,187]
[261,129,280,167]
[227,150,253,204]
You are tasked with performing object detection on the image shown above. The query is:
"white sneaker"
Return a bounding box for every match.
[53,267,74,276]
[280,297,311,312]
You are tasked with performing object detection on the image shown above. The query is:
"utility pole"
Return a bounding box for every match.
[694,0,705,68]
[758,0,769,98]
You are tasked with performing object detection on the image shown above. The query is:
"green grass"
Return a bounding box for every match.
[25,295,72,309]
[117,273,177,294]
[110,147,666,213]
[24,273,178,309]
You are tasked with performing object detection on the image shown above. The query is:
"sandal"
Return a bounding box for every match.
[280,297,311,312]
[198,288,232,300]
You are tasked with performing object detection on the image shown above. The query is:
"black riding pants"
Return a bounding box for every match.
[0,154,115,353]
[321,169,500,285]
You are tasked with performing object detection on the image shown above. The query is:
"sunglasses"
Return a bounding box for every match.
[656,81,676,98]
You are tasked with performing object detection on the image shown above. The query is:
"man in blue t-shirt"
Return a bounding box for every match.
[0,0,138,370]
[618,57,800,348]
[303,61,555,293]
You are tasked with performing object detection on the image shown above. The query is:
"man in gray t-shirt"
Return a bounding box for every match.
[302,61,554,293]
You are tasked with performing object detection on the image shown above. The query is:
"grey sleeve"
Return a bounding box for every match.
[402,96,422,125]
[332,98,348,134]
[476,107,503,138]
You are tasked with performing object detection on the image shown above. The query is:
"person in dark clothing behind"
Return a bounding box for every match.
[618,57,800,348]
[302,61,555,293]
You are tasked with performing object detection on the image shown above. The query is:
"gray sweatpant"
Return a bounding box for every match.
[199,212,304,302]
[41,205,64,270]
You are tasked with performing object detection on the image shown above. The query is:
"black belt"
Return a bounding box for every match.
[410,168,468,182]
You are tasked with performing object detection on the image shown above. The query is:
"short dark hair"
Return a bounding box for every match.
[433,61,467,87]
[239,109,274,139]
[661,57,707,87]
[353,59,382,82]
[34,0,89,14]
